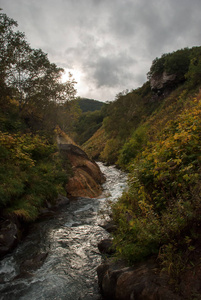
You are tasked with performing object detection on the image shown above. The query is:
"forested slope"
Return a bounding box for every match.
[75,98,104,112]
[84,46,201,287]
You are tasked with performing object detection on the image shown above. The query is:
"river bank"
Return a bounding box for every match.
[0,163,127,300]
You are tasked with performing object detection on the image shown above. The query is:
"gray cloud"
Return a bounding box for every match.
[88,53,137,87]
[1,0,201,101]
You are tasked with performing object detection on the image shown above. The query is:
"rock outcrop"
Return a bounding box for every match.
[0,218,21,258]
[97,260,181,300]
[98,238,115,255]
[150,71,177,92]
[59,143,105,198]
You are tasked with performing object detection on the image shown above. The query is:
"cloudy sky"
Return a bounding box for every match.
[1,0,201,102]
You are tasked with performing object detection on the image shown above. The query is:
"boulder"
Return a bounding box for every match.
[0,218,20,257]
[54,194,70,207]
[97,260,181,300]
[59,143,105,198]
[100,220,117,233]
[98,239,115,255]
[20,252,48,272]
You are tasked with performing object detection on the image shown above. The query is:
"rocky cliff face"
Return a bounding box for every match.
[59,144,105,198]
[150,71,177,91]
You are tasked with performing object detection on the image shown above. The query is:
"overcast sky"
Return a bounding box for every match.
[1,0,201,102]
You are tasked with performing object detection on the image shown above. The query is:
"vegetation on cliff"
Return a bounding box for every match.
[112,93,201,264]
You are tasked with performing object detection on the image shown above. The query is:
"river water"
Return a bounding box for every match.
[0,163,127,300]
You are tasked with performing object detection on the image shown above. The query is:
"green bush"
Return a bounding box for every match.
[100,138,122,164]
[0,131,68,221]
[117,125,147,168]
[112,93,201,265]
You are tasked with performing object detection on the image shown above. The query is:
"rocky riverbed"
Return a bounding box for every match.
[0,163,127,300]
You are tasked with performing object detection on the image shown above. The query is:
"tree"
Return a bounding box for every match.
[0,12,78,133]
[0,13,20,102]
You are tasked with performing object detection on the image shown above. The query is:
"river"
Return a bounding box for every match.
[0,163,127,300]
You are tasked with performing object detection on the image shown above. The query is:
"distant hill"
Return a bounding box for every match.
[76,98,104,112]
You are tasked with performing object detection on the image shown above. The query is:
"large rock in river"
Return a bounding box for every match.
[59,144,105,198]
[0,218,21,258]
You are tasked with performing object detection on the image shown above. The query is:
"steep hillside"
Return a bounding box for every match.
[74,103,108,145]
[83,46,201,298]
[84,46,201,165]
[82,126,108,160]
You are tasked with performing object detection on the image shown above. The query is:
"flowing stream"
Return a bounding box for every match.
[0,163,127,300]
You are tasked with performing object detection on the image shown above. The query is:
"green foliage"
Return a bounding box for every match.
[117,125,147,167]
[0,97,25,132]
[0,12,80,224]
[75,109,105,145]
[0,12,78,135]
[164,48,190,78]
[82,126,108,160]
[147,54,167,78]
[99,47,201,166]
[103,90,141,139]
[75,98,105,112]
[185,47,201,88]
[79,46,201,282]
[100,137,122,164]
[111,93,201,267]
[147,47,195,81]
[0,131,68,221]
[134,96,201,213]
[97,83,157,163]
[112,188,161,263]
[57,99,81,137]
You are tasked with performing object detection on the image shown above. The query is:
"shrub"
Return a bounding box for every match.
[112,93,201,265]
[0,131,68,221]
[117,125,147,168]
[100,138,122,164]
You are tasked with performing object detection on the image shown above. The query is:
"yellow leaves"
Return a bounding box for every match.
[129,219,135,227]
[183,174,190,181]
[174,158,182,165]
[9,98,20,107]
[0,131,51,168]
[173,133,179,140]
[192,124,197,131]
[154,157,159,164]
[153,169,159,176]
[129,92,201,215]
[0,132,16,148]
[139,200,153,216]
[12,209,32,221]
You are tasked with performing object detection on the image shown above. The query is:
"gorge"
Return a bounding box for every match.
[0,163,127,299]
